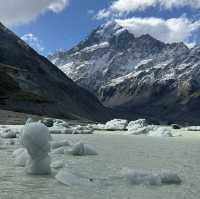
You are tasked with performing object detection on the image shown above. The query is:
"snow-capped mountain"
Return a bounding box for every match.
[49,21,200,124]
[0,22,112,122]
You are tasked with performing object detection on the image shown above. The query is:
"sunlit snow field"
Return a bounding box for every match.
[1,131,200,199]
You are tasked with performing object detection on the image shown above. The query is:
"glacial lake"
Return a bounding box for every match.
[0,134,200,199]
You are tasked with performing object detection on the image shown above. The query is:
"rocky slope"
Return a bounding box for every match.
[0,22,111,122]
[49,21,200,124]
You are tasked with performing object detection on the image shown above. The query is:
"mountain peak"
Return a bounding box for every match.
[95,21,125,41]
[48,21,200,125]
[0,22,8,30]
[138,34,157,40]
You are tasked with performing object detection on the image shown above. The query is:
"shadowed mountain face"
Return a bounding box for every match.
[49,21,200,125]
[0,22,112,122]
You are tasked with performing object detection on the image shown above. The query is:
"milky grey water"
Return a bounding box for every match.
[0,134,200,199]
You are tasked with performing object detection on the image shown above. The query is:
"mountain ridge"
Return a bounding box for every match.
[0,22,112,122]
[49,21,200,124]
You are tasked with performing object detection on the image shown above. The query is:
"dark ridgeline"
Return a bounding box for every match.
[0,22,112,122]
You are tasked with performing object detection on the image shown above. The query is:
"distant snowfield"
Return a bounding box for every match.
[0,124,200,198]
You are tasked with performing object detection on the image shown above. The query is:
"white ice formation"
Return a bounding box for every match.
[105,119,128,130]
[21,122,51,175]
[14,148,29,167]
[69,142,98,156]
[127,119,148,131]
[121,168,181,185]
[56,169,93,186]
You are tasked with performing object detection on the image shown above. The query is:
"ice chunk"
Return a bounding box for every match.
[72,125,94,134]
[91,123,107,130]
[126,125,173,137]
[51,160,65,169]
[21,122,51,175]
[53,119,69,128]
[13,148,26,157]
[51,140,70,149]
[121,168,181,185]
[41,118,54,127]
[126,125,156,135]
[88,119,128,131]
[69,142,98,156]
[121,168,162,185]
[48,119,71,134]
[49,126,73,134]
[127,126,153,135]
[127,119,148,131]
[56,169,93,186]
[25,118,34,124]
[160,170,182,184]
[186,126,200,131]
[0,129,17,139]
[51,147,65,154]
[148,127,173,137]
[171,124,181,129]
[14,148,29,167]
[105,119,128,131]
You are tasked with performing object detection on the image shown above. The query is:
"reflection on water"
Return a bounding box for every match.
[0,135,200,199]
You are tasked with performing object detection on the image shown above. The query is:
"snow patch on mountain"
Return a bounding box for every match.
[81,42,110,53]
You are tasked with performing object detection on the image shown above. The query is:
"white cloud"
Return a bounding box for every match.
[95,0,200,46]
[112,0,156,12]
[0,0,70,27]
[48,0,69,12]
[96,9,112,20]
[111,0,200,13]
[116,17,200,44]
[21,33,44,53]
[97,0,200,19]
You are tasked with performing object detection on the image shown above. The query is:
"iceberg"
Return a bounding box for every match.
[69,142,98,156]
[56,169,93,186]
[41,118,54,127]
[90,123,107,130]
[13,148,27,158]
[105,119,128,130]
[51,147,65,154]
[72,125,94,134]
[127,119,148,131]
[21,122,51,175]
[14,148,29,167]
[186,126,200,131]
[25,118,34,124]
[121,168,181,185]
[51,160,65,169]
[0,129,17,139]
[148,127,173,137]
[126,126,154,135]
[53,119,69,128]
[126,124,173,137]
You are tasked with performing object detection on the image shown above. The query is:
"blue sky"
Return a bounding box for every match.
[2,0,200,56]
[12,0,110,55]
